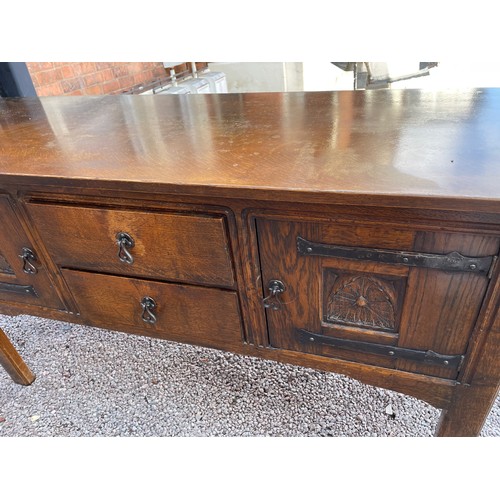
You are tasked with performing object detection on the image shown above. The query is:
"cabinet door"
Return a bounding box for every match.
[257,218,499,380]
[0,196,63,309]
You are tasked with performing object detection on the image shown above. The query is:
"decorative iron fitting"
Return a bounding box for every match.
[140,296,157,324]
[18,247,38,274]
[296,329,464,370]
[0,281,38,297]
[297,236,494,275]
[116,232,135,264]
[262,279,286,311]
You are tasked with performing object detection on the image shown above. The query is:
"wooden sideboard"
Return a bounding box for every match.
[0,89,499,436]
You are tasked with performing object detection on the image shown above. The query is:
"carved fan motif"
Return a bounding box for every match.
[326,274,397,331]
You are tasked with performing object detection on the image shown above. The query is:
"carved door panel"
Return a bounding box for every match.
[257,218,498,379]
[0,195,63,309]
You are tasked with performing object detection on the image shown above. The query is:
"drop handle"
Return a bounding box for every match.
[262,279,286,310]
[19,247,38,275]
[116,232,135,264]
[140,296,157,324]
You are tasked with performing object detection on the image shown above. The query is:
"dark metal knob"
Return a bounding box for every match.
[116,232,135,264]
[140,296,157,324]
[262,279,286,310]
[19,247,37,275]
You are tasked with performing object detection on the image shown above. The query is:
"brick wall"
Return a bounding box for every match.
[26,62,168,96]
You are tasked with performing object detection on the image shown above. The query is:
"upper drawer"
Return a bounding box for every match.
[26,203,235,288]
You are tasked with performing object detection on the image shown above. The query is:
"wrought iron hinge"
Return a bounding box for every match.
[297,329,464,370]
[297,236,494,275]
[0,281,38,297]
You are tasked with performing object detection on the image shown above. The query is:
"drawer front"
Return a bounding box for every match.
[61,270,243,350]
[0,196,63,310]
[257,218,499,379]
[27,203,235,288]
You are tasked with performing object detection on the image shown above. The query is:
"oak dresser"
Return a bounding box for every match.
[0,89,499,436]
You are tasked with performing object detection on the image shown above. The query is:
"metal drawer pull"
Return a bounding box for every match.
[263,279,286,310]
[140,296,157,324]
[296,329,464,369]
[116,232,135,264]
[297,236,494,275]
[19,247,38,275]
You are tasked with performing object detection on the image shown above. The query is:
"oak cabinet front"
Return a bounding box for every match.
[257,217,499,380]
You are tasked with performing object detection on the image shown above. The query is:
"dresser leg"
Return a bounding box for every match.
[0,325,35,385]
[435,384,500,437]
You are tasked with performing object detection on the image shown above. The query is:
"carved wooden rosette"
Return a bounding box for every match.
[323,270,406,333]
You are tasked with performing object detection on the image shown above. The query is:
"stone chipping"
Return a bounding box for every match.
[0,315,498,437]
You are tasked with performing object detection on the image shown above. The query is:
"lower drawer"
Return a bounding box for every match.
[61,270,244,350]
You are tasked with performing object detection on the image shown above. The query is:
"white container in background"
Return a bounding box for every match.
[199,71,228,93]
[177,78,210,94]
[156,86,191,94]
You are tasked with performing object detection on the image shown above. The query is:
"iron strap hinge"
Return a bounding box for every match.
[297,236,494,275]
[0,281,38,297]
[296,329,464,370]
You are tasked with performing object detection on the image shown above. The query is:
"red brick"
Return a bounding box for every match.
[100,68,114,81]
[61,65,75,79]
[36,68,63,86]
[33,62,54,71]
[78,62,96,74]
[131,62,144,73]
[96,62,112,70]
[29,72,40,87]
[67,89,84,96]
[153,66,167,78]
[118,75,135,90]
[133,72,148,85]
[102,79,121,94]
[111,64,131,78]
[84,84,104,95]
[61,77,82,93]
[37,82,64,96]
[26,62,38,73]
[141,69,155,83]
[84,71,105,86]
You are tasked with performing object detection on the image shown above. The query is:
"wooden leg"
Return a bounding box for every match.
[435,383,500,436]
[0,325,35,385]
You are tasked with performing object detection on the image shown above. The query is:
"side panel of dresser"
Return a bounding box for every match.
[435,255,500,436]
[0,194,63,310]
[0,193,64,385]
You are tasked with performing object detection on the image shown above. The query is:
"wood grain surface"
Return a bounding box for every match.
[0,90,499,435]
[27,202,235,288]
[0,90,499,211]
[61,269,244,350]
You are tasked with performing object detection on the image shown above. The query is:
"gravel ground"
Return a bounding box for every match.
[0,314,498,437]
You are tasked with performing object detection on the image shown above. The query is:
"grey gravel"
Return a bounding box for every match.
[0,314,498,437]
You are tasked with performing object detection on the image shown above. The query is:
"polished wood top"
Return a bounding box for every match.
[1,89,499,210]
